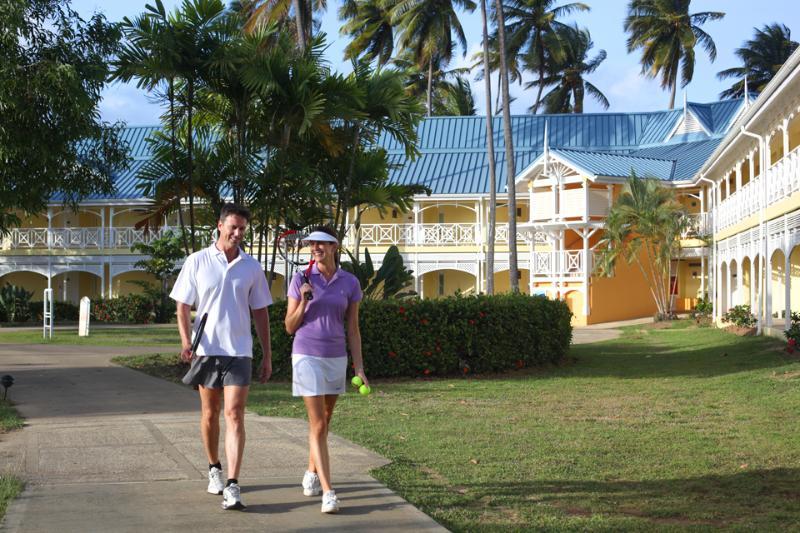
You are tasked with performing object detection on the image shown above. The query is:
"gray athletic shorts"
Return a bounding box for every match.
[181,356,252,389]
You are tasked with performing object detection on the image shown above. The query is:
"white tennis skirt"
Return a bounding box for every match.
[292,354,347,397]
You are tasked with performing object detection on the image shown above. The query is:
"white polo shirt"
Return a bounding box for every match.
[170,243,272,357]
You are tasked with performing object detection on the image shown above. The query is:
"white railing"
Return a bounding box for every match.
[716,143,800,232]
[531,250,591,278]
[0,226,212,251]
[682,213,711,238]
[349,223,538,247]
[532,188,611,221]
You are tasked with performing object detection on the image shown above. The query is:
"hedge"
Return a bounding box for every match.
[31,301,80,322]
[91,294,155,324]
[254,293,573,379]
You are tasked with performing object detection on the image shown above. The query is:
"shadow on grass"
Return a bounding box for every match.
[565,329,792,379]
[395,466,800,528]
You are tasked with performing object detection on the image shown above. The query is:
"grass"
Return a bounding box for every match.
[0,400,24,521]
[114,321,800,531]
[0,327,179,346]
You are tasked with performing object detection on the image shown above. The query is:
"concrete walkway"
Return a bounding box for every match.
[0,344,444,532]
[571,316,654,345]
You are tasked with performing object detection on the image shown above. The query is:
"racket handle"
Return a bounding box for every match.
[302,274,314,301]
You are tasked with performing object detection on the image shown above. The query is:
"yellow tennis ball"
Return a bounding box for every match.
[351,376,363,388]
[359,384,371,396]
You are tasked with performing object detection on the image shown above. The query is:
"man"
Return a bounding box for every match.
[170,203,273,510]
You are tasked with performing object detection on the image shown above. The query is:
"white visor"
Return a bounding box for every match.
[302,231,338,244]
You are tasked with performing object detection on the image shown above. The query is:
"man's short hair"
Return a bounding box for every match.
[219,203,251,223]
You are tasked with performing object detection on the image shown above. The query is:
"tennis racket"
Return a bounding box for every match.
[276,229,315,301]
[190,312,208,355]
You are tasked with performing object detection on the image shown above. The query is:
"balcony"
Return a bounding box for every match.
[1,223,547,252]
[682,213,711,238]
[531,188,611,222]
[531,250,592,279]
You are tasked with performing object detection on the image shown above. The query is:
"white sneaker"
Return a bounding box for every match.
[222,483,246,510]
[321,490,339,514]
[207,466,224,495]
[302,470,321,497]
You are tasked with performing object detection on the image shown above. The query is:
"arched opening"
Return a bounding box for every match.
[741,256,752,306]
[51,271,103,304]
[112,270,160,299]
[421,269,477,299]
[729,259,739,307]
[770,249,787,326]
[563,290,584,320]
[0,271,49,301]
[720,262,729,312]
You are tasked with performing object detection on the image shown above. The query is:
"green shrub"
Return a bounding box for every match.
[31,301,80,322]
[91,294,155,324]
[254,293,573,379]
[691,297,713,326]
[784,312,800,354]
[722,305,756,328]
[0,284,33,323]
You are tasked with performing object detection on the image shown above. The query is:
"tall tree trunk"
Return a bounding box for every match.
[533,34,546,113]
[669,76,677,109]
[292,0,306,51]
[481,0,498,295]
[494,0,519,292]
[167,80,190,256]
[495,71,502,114]
[186,79,197,252]
[427,58,434,117]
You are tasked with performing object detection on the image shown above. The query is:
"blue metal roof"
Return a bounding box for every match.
[66,97,746,200]
[553,148,676,181]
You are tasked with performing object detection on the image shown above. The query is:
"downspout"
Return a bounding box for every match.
[740,127,767,335]
[697,175,717,320]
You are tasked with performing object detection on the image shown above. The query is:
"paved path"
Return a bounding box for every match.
[0,344,444,532]
[572,317,654,345]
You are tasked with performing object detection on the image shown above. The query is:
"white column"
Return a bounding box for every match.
[766,133,773,168]
[552,182,558,221]
[413,202,420,245]
[765,252,772,326]
[785,252,792,330]
[748,152,755,181]
[725,261,732,312]
[108,207,115,298]
[783,119,790,157]
[582,179,589,223]
[582,231,589,316]
[700,254,706,297]
[735,163,742,190]
[750,258,756,308]
[724,174,730,198]
[46,207,53,249]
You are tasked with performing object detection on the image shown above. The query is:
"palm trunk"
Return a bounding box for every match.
[427,58,433,117]
[481,0,497,295]
[494,0,519,292]
[669,77,677,110]
[292,0,306,51]
[167,80,190,256]
[186,79,197,252]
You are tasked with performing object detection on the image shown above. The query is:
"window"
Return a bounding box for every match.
[438,273,445,296]
[392,209,398,219]
[516,207,522,218]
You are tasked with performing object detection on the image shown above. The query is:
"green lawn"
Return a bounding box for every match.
[115,322,800,531]
[0,327,179,346]
[0,400,24,521]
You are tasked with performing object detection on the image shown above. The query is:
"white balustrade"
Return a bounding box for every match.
[682,213,711,238]
[531,250,591,278]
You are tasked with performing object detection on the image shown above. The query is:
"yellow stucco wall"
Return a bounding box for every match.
[0,272,49,298]
[421,269,477,298]
[493,270,530,295]
[587,250,659,324]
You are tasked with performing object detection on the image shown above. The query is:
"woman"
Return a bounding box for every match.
[285,226,368,514]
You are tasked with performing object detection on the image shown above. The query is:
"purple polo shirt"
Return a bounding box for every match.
[288,264,362,358]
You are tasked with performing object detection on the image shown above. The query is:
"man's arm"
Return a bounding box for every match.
[252,307,272,383]
[176,302,193,362]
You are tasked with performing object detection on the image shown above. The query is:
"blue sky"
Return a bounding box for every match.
[72,0,800,124]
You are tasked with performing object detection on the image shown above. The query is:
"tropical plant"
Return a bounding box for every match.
[0,284,35,323]
[718,23,799,99]
[526,24,608,113]
[624,0,725,109]
[0,0,129,235]
[341,246,416,299]
[432,75,477,115]
[502,0,590,113]
[392,0,476,116]
[594,173,689,320]
[339,0,398,66]
[721,305,756,329]
[241,0,324,50]
[469,30,523,114]
[131,231,187,323]
[493,0,520,291]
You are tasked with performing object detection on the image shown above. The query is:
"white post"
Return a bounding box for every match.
[43,288,53,339]
[750,258,756,308]
[701,254,706,297]
[413,202,421,245]
[46,207,53,249]
[582,231,589,316]
[583,179,589,223]
[726,261,732,312]
[783,119,790,158]
[735,163,742,190]
[78,297,91,337]
[765,252,772,326]
[785,252,792,330]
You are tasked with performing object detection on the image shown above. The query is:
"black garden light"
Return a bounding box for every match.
[1,375,14,400]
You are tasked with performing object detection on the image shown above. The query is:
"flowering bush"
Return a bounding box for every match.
[784,312,800,354]
[255,293,573,379]
[721,305,756,329]
[91,294,155,324]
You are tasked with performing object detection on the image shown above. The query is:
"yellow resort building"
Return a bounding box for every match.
[4,47,800,330]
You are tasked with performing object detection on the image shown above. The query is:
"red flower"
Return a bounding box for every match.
[463,367,469,374]
[420,318,429,325]
[515,359,524,369]
[423,368,431,375]
[398,306,406,314]
[424,351,432,357]
[388,351,397,358]
[789,338,797,346]
[479,312,486,318]
[468,319,475,325]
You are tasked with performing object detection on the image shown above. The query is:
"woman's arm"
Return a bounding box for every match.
[346,301,368,386]
[284,275,312,334]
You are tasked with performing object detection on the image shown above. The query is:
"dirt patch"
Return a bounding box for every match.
[771,370,800,380]
[724,326,757,336]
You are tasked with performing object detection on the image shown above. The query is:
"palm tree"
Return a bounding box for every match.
[526,25,608,113]
[718,23,799,99]
[594,173,689,319]
[433,75,477,115]
[392,0,477,116]
[624,0,724,109]
[479,0,499,294]
[469,30,523,114]
[241,0,325,50]
[339,0,397,66]
[502,0,589,113]
[493,0,519,291]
